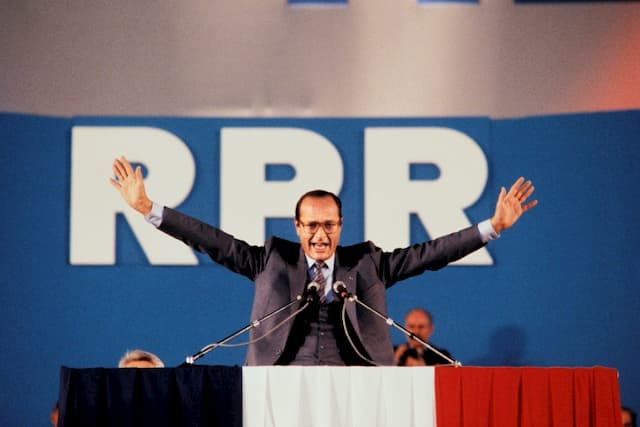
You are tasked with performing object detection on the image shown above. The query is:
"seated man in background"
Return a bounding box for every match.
[49,401,59,426]
[622,406,637,427]
[394,308,453,366]
[49,350,165,425]
[118,349,165,368]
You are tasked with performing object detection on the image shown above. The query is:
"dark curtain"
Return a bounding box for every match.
[58,365,242,427]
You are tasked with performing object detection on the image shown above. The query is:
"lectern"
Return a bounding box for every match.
[59,365,621,427]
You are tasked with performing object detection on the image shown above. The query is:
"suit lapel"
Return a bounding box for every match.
[334,257,361,338]
[289,248,309,301]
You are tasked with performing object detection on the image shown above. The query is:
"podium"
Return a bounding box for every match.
[58,365,621,427]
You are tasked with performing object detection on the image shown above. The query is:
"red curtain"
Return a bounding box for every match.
[435,366,621,427]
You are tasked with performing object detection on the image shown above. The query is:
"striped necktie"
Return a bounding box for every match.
[313,261,327,302]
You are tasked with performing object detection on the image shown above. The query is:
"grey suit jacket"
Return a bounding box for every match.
[159,207,486,366]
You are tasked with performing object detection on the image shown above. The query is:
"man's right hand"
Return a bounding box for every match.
[109,156,153,216]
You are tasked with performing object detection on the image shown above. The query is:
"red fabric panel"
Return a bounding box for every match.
[574,369,593,425]
[490,368,521,427]
[592,367,622,427]
[520,368,550,426]
[436,366,463,426]
[547,367,574,426]
[435,366,621,427]
[459,368,492,427]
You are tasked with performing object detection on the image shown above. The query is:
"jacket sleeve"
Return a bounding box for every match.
[375,224,486,287]
[158,207,266,280]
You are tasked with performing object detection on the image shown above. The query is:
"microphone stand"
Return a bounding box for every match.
[183,294,308,365]
[337,289,461,366]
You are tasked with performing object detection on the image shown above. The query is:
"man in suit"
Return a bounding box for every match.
[394,308,453,366]
[110,156,537,366]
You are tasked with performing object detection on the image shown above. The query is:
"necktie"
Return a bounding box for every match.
[313,261,327,302]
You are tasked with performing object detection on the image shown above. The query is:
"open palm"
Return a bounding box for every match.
[109,156,153,215]
[491,177,537,233]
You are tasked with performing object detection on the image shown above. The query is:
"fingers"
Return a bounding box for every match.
[508,177,535,203]
[108,177,121,189]
[521,183,535,201]
[112,159,126,180]
[498,187,506,203]
[122,156,135,176]
[508,177,525,196]
[112,156,134,182]
[522,199,538,212]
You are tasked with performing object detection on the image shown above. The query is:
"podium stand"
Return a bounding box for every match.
[58,365,621,427]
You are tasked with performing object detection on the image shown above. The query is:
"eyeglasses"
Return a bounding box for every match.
[298,220,342,234]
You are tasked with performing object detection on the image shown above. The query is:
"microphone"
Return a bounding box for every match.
[332,280,351,299]
[184,288,311,364]
[306,281,321,302]
[332,281,461,366]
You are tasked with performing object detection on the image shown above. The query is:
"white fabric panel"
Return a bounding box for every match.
[243,366,436,427]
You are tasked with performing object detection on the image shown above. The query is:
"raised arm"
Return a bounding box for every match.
[109,156,153,216]
[490,177,538,234]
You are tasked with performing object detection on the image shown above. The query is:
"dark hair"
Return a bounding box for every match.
[295,190,343,220]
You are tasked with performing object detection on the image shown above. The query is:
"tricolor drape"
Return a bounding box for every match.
[60,365,621,427]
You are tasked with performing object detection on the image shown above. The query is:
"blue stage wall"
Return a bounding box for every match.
[0,111,638,426]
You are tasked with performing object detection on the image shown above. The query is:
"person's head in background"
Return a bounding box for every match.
[50,401,58,426]
[622,406,637,427]
[118,349,164,368]
[405,308,434,348]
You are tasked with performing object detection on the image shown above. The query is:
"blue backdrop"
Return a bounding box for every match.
[1,110,638,426]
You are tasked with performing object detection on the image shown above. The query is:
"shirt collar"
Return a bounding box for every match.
[305,254,335,271]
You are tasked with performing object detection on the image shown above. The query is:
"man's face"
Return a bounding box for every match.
[405,310,434,348]
[295,195,342,261]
